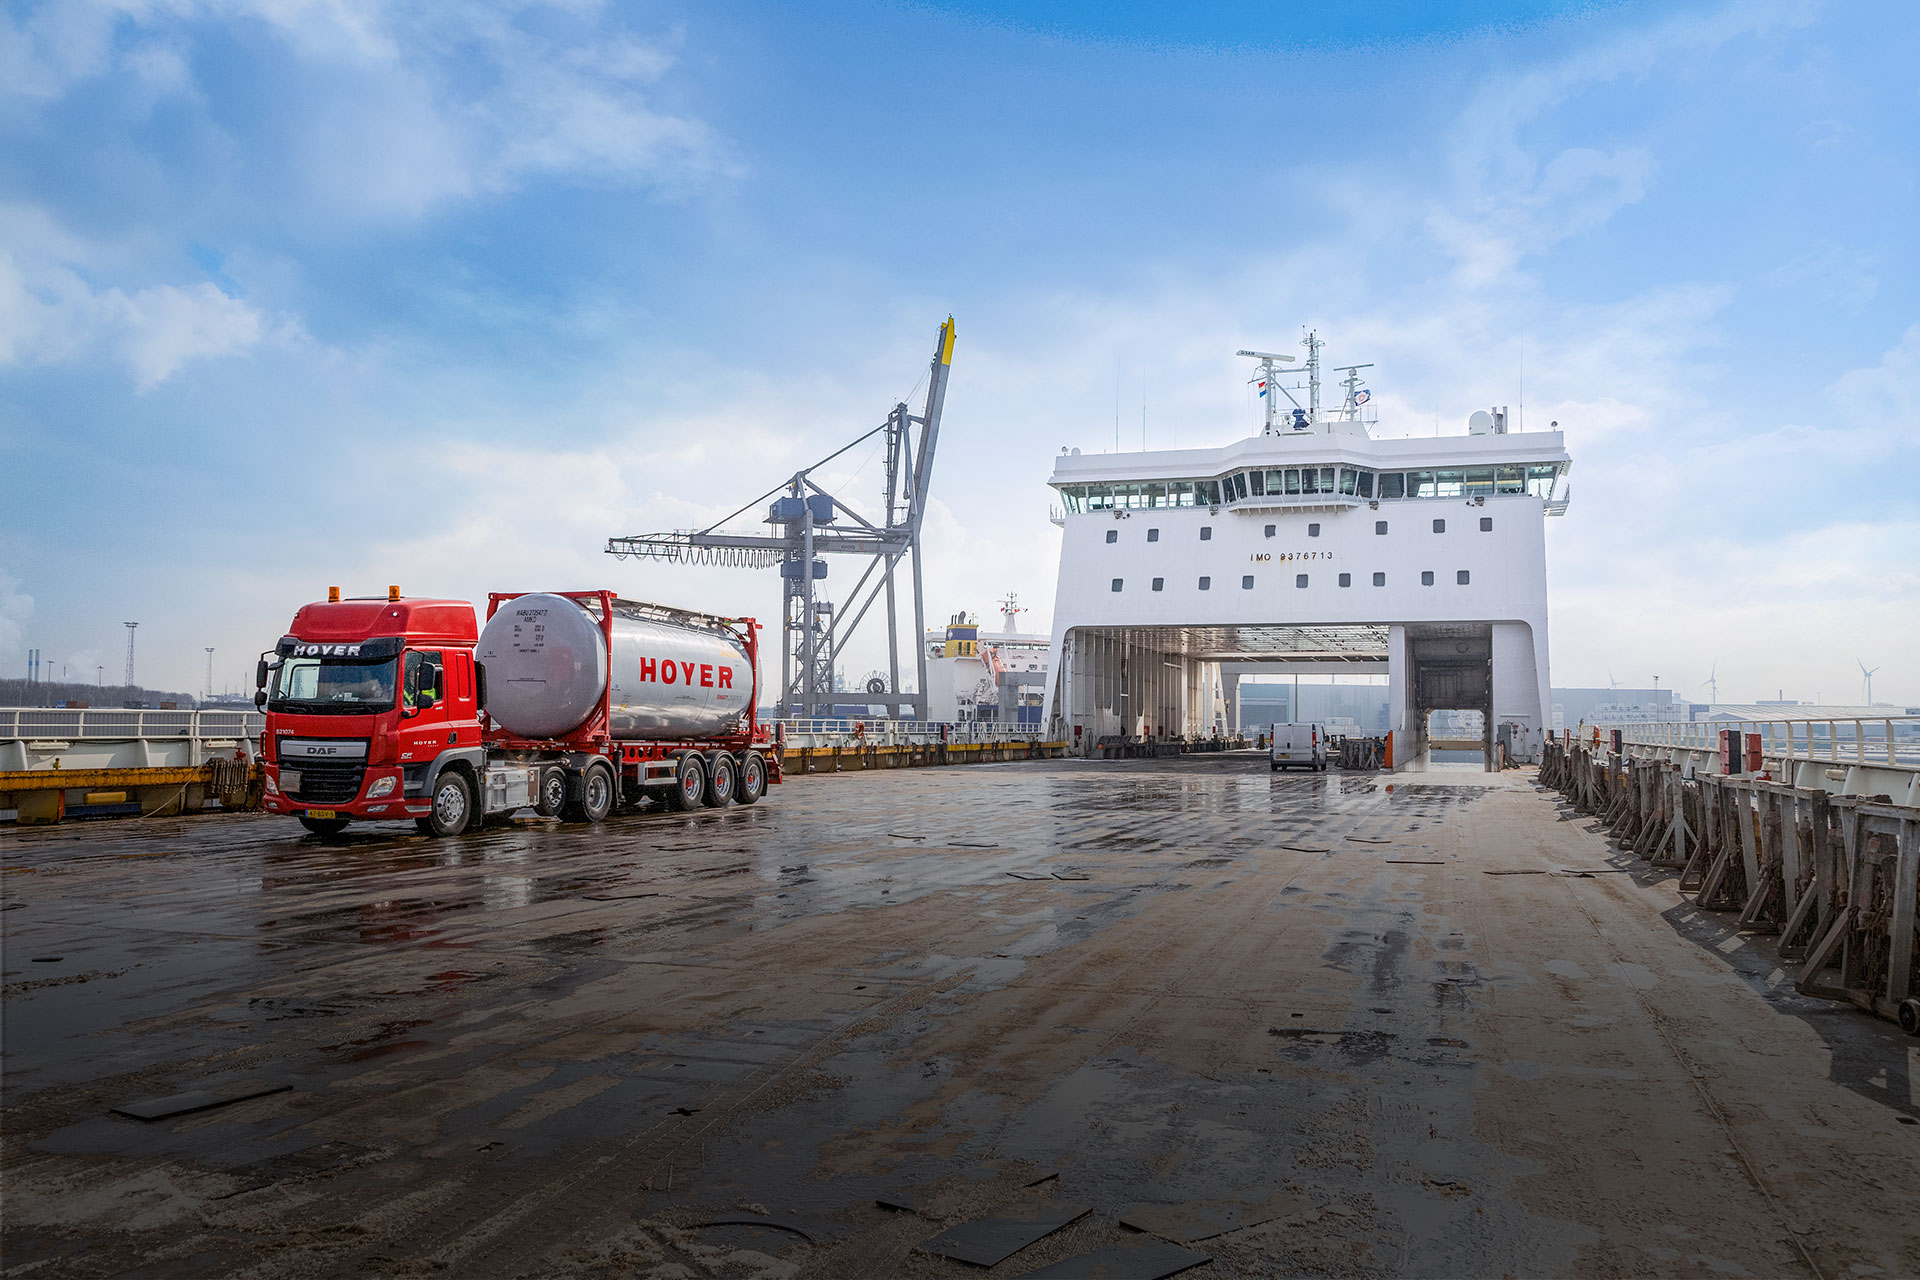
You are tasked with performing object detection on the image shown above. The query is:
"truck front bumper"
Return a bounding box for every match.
[262,765,428,820]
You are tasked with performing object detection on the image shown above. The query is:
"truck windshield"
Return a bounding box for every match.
[270,657,398,713]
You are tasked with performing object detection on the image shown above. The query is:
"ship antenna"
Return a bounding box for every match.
[1236,347,1297,435]
[1332,363,1374,421]
[1301,329,1324,424]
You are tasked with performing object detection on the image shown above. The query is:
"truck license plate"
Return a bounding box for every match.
[305,809,336,819]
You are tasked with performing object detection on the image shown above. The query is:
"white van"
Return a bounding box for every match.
[1270,722,1327,772]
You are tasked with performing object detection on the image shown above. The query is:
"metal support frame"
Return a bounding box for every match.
[608,318,955,719]
[1542,738,1920,1029]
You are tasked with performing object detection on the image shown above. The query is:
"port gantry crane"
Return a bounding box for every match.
[608,318,955,720]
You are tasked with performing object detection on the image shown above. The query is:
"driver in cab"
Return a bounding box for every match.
[403,657,439,712]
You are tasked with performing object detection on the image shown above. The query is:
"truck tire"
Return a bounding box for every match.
[667,752,705,812]
[533,767,567,818]
[703,753,736,807]
[417,771,474,838]
[736,751,766,805]
[562,762,615,824]
[299,815,351,837]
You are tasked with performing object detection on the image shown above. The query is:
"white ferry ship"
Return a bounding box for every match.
[1042,333,1572,769]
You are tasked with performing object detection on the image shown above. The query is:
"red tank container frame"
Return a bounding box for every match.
[482,589,781,784]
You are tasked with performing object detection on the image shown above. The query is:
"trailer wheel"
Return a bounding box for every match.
[533,768,567,818]
[418,771,474,837]
[703,754,736,807]
[298,815,350,837]
[667,752,705,812]
[562,762,615,824]
[736,751,766,805]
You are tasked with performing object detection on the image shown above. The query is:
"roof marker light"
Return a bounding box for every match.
[328,586,341,602]
[389,585,401,601]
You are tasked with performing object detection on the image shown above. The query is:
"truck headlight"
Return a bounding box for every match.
[365,775,397,799]
[264,773,278,794]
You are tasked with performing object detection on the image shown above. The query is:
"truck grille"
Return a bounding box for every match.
[285,759,365,803]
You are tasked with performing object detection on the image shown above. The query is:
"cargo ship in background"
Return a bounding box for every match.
[915,594,1051,726]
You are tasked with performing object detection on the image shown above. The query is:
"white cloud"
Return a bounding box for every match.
[0,206,267,388]
[0,569,33,673]
[3,1,729,221]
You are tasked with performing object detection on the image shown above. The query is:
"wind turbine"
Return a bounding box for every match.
[1858,659,1879,706]
[1701,662,1718,705]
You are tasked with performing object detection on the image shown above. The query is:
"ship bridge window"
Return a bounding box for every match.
[1231,472,1249,501]
[1497,465,1525,494]
[1409,471,1435,498]
[1526,465,1560,498]
[1357,471,1374,498]
[1249,470,1265,497]
[1464,468,1495,496]
[1379,473,1405,500]
[1339,468,1359,496]
[1435,470,1465,498]
[1285,469,1301,495]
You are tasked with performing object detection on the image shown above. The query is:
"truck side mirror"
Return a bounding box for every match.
[255,658,269,689]
[474,661,487,712]
[254,689,267,710]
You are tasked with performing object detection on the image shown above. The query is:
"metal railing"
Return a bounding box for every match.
[1576,714,1920,806]
[769,717,1049,750]
[1584,715,1920,769]
[0,707,265,743]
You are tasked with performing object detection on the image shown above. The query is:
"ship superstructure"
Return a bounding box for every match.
[923,594,1051,725]
[1042,333,1571,768]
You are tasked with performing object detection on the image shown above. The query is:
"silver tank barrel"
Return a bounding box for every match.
[479,593,752,741]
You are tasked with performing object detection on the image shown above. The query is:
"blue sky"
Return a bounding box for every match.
[2,0,1915,704]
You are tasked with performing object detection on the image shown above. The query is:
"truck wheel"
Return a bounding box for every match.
[299,815,351,837]
[533,768,567,818]
[419,771,474,837]
[736,751,766,805]
[703,754,736,807]
[562,763,615,824]
[668,752,705,812]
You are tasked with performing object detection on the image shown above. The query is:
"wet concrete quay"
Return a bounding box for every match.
[3,757,1916,1278]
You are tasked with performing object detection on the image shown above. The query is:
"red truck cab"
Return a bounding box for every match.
[258,589,484,836]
